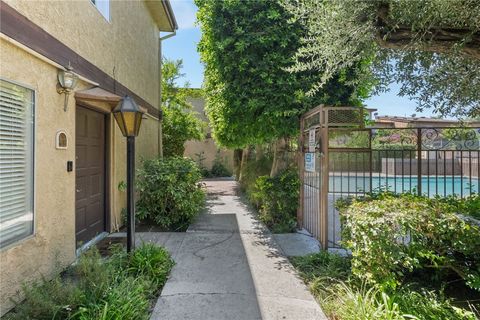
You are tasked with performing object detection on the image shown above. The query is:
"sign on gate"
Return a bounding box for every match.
[308,129,316,152]
[305,153,315,172]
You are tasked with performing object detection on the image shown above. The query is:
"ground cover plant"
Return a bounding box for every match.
[136,156,205,231]
[291,251,479,320]
[6,243,174,320]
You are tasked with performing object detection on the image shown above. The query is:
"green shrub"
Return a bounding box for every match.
[238,154,273,199]
[210,160,231,177]
[251,168,300,233]
[434,193,480,220]
[338,193,480,291]
[291,251,477,320]
[136,156,205,231]
[7,244,174,320]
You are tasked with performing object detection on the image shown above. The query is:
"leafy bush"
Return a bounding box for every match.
[338,193,480,291]
[210,159,231,177]
[136,156,205,231]
[434,193,480,220]
[251,168,300,233]
[161,59,205,157]
[7,243,174,320]
[238,154,273,199]
[196,151,232,178]
[291,252,478,320]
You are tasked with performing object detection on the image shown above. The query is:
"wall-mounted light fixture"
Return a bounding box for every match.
[57,63,78,111]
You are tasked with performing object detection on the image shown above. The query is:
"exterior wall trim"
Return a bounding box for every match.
[0,0,160,118]
[0,33,100,86]
[161,0,178,30]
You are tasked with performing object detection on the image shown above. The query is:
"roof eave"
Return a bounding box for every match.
[145,0,178,32]
[162,0,178,31]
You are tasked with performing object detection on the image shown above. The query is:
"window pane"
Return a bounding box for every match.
[0,79,34,248]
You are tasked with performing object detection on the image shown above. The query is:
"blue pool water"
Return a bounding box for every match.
[329,175,479,197]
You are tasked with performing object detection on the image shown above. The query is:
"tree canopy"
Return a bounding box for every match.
[161,59,205,157]
[282,0,480,117]
[195,0,369,148]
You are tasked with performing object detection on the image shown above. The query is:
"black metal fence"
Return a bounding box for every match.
[327,127,480,248]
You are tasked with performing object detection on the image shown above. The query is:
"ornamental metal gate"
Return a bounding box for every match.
[299,105,480,249]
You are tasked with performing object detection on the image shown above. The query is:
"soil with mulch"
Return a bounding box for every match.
[95,236,127,257]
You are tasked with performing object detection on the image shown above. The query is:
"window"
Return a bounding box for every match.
[90,0,110,21]
[0,79,34,249]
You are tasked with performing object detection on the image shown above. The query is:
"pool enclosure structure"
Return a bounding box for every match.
[298,105,480,249]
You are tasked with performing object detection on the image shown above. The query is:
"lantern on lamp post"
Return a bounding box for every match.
[112,95,144,252]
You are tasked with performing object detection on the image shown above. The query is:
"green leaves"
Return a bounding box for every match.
[340,193,480,291]
[283,0,480,117]
[195,0,363,148]
[251,168,300,233]
[292,251,478,319]
[8,244,174,320]
[136,157,205,231]
[161,59,205,157]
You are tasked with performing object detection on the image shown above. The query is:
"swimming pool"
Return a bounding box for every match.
[329,175,479,197]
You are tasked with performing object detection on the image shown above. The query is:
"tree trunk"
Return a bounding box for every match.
[255,144,264,161]
[238,147,250,183]
[233,149,243,180]
[270,137,289,177]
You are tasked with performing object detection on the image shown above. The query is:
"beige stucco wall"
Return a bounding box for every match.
[183,97,234,173]
[4,0,163,109]
[0,1,166,314]
[0,39,79,314]
[0,0,168,316]
[0,38,161,316]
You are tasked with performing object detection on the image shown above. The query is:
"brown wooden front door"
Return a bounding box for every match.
[75,106,106,246]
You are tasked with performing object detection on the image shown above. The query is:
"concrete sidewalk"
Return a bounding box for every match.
[145,179,327,320]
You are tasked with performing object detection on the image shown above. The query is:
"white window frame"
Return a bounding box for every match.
[0,78,36,250]
[90,0,110,22]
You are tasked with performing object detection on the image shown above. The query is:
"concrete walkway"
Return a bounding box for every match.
[145,178,326,320]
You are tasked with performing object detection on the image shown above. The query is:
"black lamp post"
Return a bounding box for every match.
[112,95,144,252]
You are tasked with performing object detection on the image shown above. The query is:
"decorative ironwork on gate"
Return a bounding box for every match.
[299,105,480,249]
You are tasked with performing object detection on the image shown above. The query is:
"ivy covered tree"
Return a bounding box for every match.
[282,0,480,117]
[162,59,205,157]
[196,0,371,175]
